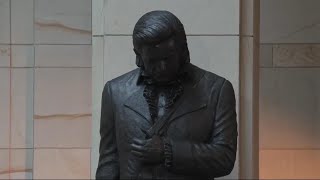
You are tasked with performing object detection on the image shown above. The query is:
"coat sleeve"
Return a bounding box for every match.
[96,82,120,179]
[166,79,238,178]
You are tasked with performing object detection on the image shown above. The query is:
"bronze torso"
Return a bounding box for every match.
[96,64,238,179]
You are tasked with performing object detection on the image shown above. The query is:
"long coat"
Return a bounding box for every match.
[96,63,238,179]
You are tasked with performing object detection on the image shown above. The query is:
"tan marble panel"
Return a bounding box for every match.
[35,0,92,44]
[34,68,91,148]
[35,45,91,67]
[34,115,91,148]
[261,0,320,43]
[11,45,35,67]
[10,149,33,179]
[34,149,90,179]
[11,0,34,44]
[260,150,320,179]
[0,69,10,148]
[260,68,320,149]
[0,149,9,179]
[104,0,239,35]
[11,69,34,148]
[273,44,320,67]
[0,0,10,43]
[0,45,10,67]
[260,44,273,67]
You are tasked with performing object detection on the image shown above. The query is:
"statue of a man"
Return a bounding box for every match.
[96,10,238,179]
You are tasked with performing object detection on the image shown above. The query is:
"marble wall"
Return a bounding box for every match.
[92,0,244,179]
[0,0,92,179]
[259,0,320,179]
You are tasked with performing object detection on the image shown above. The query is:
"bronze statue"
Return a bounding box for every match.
[96,10,238,179]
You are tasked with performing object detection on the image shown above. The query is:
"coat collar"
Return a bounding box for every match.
[124,63,206,124]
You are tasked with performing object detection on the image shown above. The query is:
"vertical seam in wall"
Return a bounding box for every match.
[237,36,241,180]
[9,0,12,179]
[89,0,93,178]
[102,2,105,84]
[238,0,243,178]
[271,44,274,67]
[253,0,260,177]
[32,0,35,179]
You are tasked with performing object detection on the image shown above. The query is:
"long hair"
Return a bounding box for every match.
[132,10,190,68]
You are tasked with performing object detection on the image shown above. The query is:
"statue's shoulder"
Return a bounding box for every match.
[201,68,235,95]
[189,64,226,85]
[104,68,140,89]
[203,69,225,82]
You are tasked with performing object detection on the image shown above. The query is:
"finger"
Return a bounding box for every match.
[131,150,144,158]
[143,138,153,146]
[132,138,146,145]
[130,143,146,152]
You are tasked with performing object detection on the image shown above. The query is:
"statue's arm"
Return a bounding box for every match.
[96,82,120,179]
[165,79,238,178]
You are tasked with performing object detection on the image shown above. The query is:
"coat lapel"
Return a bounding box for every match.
[123,85,152,124]
[169,64,207,121]
[169,85,208,121]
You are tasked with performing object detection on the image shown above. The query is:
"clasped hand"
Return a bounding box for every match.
[130,135,165,164]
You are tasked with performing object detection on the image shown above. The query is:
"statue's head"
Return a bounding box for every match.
[133,10,190,84]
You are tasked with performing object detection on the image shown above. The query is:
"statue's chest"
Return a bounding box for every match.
[151,92,168,124]
[144,85,181,124]
[149,91,212,142]
[117,83,213,144]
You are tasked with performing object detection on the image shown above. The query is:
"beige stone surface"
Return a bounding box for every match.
[11,68,34,148]
[34,68,91,148]
[260,68,320,149]
[260,150,320,179]
[273,44,320,67]
[34,149,90,179]
[104,0,239,35]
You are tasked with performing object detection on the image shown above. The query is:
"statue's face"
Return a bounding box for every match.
[141,37,180,84]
